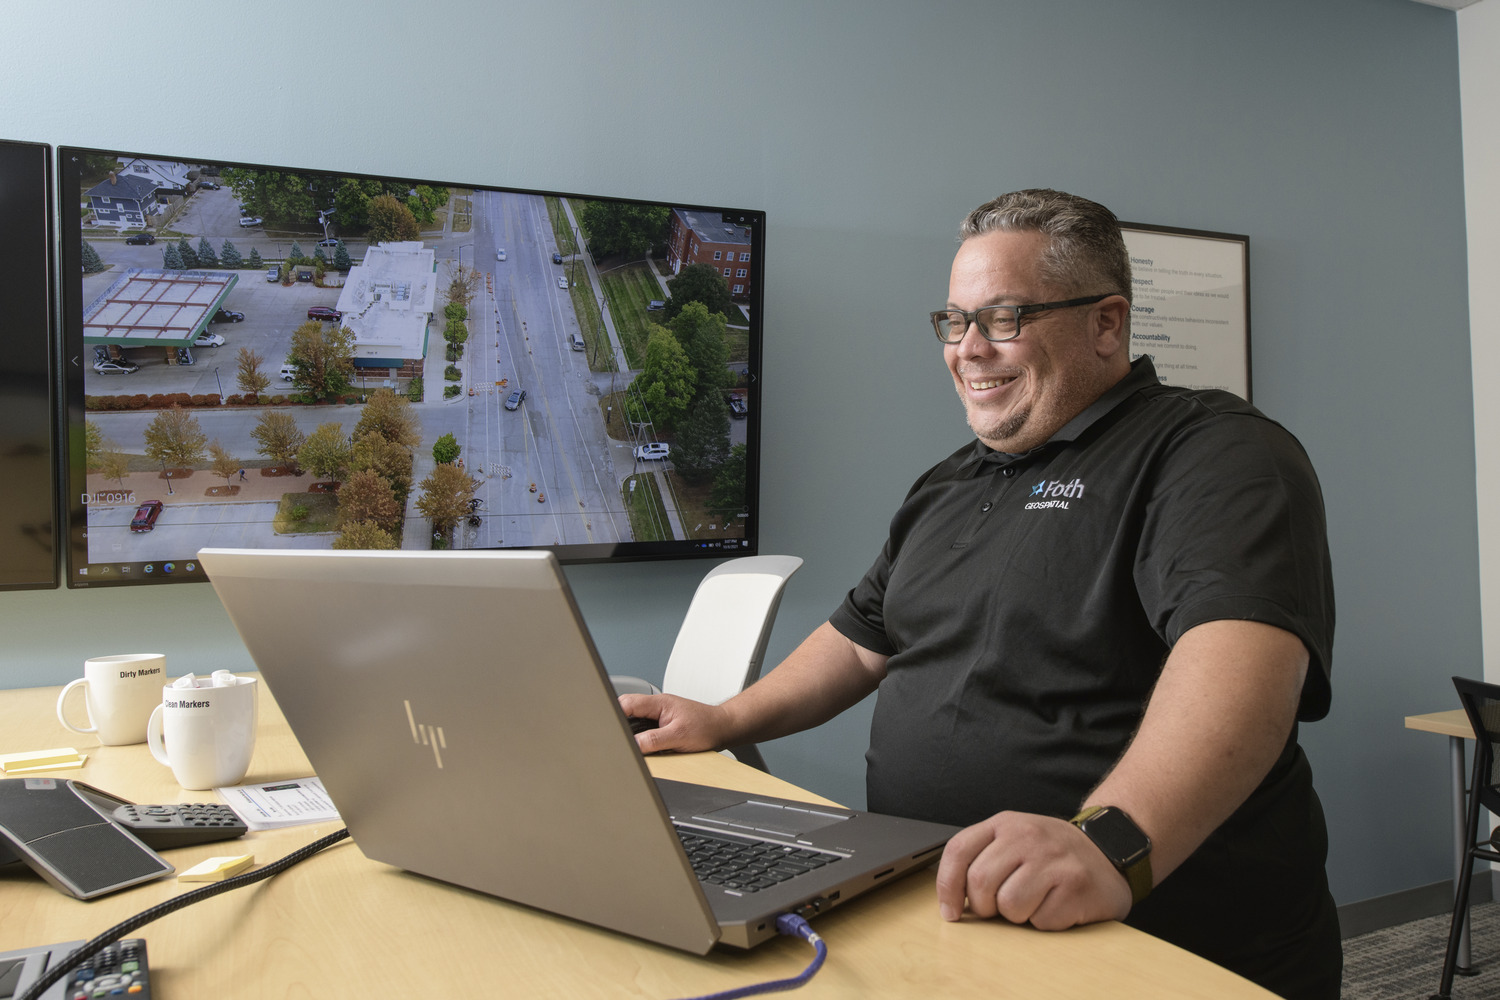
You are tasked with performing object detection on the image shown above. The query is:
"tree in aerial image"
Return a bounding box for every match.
[209,441,239,487]
[671,393,730,481]
[236,347,270,400]
[367,193,420,243]
[337,468,403,533]
[709,443,748,519]
[219,168,327,226]
[350,431,414,507]
[287,320,356,401]
[578,200,669,261]
[332,519,398,550]
[86,421,131,488]
[416,463,477,539]
[432,432,461,466]
[251,411,306,471]
[298,423,352,486]
[662,262,732,322]
[670,301,732,401]
[627,328,696,431]
[354,387,421,450]
[80,240,106,273]
[143,406,207,470]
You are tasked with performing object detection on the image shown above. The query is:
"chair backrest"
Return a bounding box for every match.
[661,555,803,706]
[1453,675,1500,814]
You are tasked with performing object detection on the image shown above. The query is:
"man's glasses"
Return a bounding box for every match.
[929,293,1114,343]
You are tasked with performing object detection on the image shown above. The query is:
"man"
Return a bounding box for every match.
[620,189,1339,999]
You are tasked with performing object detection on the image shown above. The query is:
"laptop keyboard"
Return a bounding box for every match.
[675,825,842,893]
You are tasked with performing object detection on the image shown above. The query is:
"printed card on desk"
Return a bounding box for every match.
[216,776,340,831]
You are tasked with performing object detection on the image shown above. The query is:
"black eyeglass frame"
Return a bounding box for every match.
[929,292,1117,343]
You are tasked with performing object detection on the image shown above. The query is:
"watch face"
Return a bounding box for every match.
[1082,807,1151,865]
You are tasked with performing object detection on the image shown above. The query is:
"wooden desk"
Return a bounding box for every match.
[1,682,1275,999]
[1406,708,1476,967]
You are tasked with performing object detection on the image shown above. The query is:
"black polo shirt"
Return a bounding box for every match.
[829,357,1340,998]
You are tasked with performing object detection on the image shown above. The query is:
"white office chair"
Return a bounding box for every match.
[611,555,803,772]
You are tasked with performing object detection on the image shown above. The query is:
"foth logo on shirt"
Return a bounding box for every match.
[1025,478,1085,510]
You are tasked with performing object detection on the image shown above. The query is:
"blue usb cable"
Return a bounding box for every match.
[674,912,828,1000]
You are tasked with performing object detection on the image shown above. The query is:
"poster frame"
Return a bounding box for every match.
[1119,222,1251,401]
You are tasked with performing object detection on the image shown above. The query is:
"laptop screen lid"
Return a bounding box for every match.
[198,547,720,954]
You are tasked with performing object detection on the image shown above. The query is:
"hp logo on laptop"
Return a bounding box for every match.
[404,700,447,768]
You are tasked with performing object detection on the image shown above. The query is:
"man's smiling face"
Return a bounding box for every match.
[943,229,1124,453]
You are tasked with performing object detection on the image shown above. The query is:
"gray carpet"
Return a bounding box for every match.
[1343,902,1500,999]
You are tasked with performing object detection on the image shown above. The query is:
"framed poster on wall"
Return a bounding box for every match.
[1120,223,1250,401]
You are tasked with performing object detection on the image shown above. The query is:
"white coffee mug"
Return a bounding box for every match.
[146,671,259,790]
[55,653,168,746]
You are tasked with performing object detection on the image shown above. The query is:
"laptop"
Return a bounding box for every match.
[197,548,957,953]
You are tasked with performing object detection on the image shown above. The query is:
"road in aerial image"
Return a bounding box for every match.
[461,189,641,549]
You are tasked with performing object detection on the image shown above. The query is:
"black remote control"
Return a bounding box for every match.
[112,803,249,850]
[66,938,151,1000]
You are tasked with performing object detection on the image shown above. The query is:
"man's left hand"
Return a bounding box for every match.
[934,811,1132,930]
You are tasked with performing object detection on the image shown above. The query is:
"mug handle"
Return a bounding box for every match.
[146,704,171,767]
[55,678,98,734]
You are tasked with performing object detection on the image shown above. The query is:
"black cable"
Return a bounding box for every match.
[18,827,350,1000]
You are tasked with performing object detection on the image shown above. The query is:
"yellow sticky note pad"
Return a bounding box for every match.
[0,747,85,772]
[177,854,255,882]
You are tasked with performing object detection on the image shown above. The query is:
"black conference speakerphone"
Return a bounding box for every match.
[0,780,249,900]
[111,803,248,850]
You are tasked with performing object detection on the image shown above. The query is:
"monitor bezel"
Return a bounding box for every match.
[0,137,60,591]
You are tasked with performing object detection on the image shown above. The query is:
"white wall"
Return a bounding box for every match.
[1463,0,1500,682]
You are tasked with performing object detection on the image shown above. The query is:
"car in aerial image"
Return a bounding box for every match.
[238,216,263,228]
[317,238,339,249]
[125,232,156,245]
[130,500,163,532]
[633,442,670,460]
[647,299,665,311]
[266,265,280,282]
[551,252,564,264]
[496,248,506,261]
[194,332,226,348]
[93,359,139,375]
[557,277,569,289]
[504,388,527,411]
[307,306,341,321]
[197,180,219,190]
[211,309,243,323]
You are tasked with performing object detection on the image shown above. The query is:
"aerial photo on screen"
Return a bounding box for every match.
[63,150,761,582]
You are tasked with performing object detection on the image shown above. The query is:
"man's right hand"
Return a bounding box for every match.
[616,621,889,759]
[618,693,731,755]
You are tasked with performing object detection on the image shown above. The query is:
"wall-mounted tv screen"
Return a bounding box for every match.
[58,146,764,588]
[0,138,58,590]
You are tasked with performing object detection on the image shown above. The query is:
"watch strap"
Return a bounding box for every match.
[1069,805,1153,905]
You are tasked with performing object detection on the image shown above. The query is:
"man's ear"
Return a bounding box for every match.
[1092,295,1131,360]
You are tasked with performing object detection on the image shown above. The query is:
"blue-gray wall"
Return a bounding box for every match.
[0,0,1474,909]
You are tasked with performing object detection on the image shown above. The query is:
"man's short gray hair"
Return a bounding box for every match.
[959,189,1132,305]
